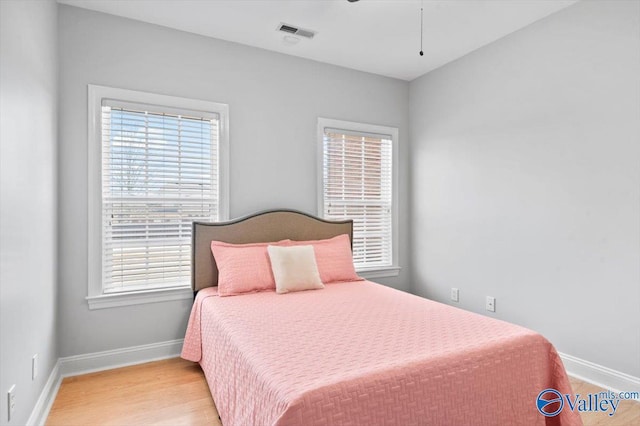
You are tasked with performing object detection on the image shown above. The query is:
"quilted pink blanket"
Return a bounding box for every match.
[182,281,581,426]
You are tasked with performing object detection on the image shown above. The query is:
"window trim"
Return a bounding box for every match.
[87,85,229,309]
[316,117,400,278]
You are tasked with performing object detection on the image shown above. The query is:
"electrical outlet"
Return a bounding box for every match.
[7,385,15,422]
[32,354,38,380]
[486,296,496,312]
[451,288,459,302]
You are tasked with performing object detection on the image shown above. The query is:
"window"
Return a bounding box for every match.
[88,85,228,309]
[317,118,399,277]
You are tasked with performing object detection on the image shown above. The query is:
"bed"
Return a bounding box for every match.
[182,209,581,426]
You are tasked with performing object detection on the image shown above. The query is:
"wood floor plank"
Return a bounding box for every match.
[46,358,220,426]
[46,357,639,425]
[568,376,640,426]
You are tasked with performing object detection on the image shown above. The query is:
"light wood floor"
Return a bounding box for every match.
[567,376,640,426]
[47,357,639,426]
[47,358,221,426]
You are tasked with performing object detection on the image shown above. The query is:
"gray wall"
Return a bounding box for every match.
[410,0,640,377]
[0,0,59,424]
[58,5,410,357]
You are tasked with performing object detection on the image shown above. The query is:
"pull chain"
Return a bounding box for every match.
[419,4,424,56]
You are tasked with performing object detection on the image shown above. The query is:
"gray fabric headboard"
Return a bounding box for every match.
[192,209,353,292]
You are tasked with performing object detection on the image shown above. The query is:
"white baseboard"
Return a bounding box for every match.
[27,339,184,426]
[26,361,62,426]
[58,339,184,378]
[560,352,640,394]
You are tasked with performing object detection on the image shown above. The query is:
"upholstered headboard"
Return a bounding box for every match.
[191,209,353,292]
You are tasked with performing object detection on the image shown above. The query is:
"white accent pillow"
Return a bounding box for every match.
[267,245,324,294]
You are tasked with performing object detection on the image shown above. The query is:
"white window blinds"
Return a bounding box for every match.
[321,128,393,269]
[101,100,220,293]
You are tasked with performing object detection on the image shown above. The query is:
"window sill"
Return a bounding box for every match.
[86,287,193,310]
[358,266,401,280]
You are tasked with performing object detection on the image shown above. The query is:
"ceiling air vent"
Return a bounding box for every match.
[277,23,316,39]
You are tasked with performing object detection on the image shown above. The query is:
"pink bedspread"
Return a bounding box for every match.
[182,281,581,426]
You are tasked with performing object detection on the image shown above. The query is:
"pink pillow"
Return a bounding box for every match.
[210,240,288,296]
[285,234,363,284]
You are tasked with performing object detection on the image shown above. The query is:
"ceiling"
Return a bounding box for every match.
[58,0,578,81]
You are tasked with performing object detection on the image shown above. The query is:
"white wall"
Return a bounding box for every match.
[58,5,410,357]
[0,0,59,424]
[410,0,640,377]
